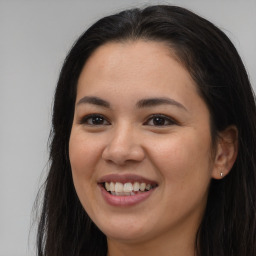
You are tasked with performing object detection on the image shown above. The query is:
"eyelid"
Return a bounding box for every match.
[143,114,178,126]
[79,113,111,125]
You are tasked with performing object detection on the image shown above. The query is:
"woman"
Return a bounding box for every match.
[36,5,256,256]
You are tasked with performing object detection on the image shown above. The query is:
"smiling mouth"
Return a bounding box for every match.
[101,181,158,196]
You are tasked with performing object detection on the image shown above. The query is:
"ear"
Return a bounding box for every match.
[211,125,238,179]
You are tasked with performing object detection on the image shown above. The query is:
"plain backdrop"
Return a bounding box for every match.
[0,0,255,255]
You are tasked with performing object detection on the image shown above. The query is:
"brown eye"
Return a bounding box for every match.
[152,116,166,126]
[80,114,110,126]
[145,114,176,126]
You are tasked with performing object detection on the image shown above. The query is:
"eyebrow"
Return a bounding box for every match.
[76,96,187,111]
[136,97,187,111]
[77,96,110,108]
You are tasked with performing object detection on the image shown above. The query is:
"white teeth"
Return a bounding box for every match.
[104,181,154,194]
[140,183,146,191]
[146,184,152,191]
[133,182,140,191]
[115,182,123,192]
[123,182,133,192]
[105,182,110,191]
[110,182,115,192]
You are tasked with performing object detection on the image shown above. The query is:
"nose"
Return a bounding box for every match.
[102,124,145,165]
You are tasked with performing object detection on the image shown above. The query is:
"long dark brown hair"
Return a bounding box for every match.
[36,5,256,256]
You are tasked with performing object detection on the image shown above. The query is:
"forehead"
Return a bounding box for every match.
[77,40,198,97]
[85,40,173,68]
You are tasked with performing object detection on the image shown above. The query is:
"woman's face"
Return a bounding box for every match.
[69,41,216,244]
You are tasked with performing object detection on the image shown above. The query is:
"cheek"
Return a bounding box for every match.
[69,130,101,211]
[68,130,103,204]
[149,130,213,217]
[148,129,213,182]
[69,131,101,174]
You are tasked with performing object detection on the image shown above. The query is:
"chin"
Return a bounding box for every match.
[95,216,151,242]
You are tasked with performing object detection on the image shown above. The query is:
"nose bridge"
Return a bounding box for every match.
[102,121,145,165]
[112,122,133,146]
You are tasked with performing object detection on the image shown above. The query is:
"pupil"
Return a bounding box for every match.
[93,116,103,124]
[153,117,165,125]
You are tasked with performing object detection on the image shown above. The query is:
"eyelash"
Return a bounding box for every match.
[144,114,177,126]
[79,114,177,127]
[79,114,110,126]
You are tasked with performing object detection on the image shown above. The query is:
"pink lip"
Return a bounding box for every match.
[99,185,156,207]
[98,174,157,185]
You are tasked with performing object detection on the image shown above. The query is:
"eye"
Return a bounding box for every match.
[144,114,176,126]
[80,114,110,126]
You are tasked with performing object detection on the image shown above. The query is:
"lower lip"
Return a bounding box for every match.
[99,185,156,207]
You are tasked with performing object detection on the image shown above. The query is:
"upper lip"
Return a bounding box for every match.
[97,174,158,185]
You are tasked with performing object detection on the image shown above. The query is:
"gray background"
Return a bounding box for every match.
[0,0,255,255]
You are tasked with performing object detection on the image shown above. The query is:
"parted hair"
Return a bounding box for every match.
[36,5,256,256]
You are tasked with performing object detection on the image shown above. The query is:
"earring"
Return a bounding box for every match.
[220,171,224,178]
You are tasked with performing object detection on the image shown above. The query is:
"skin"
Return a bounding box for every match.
[69,41,237,256]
